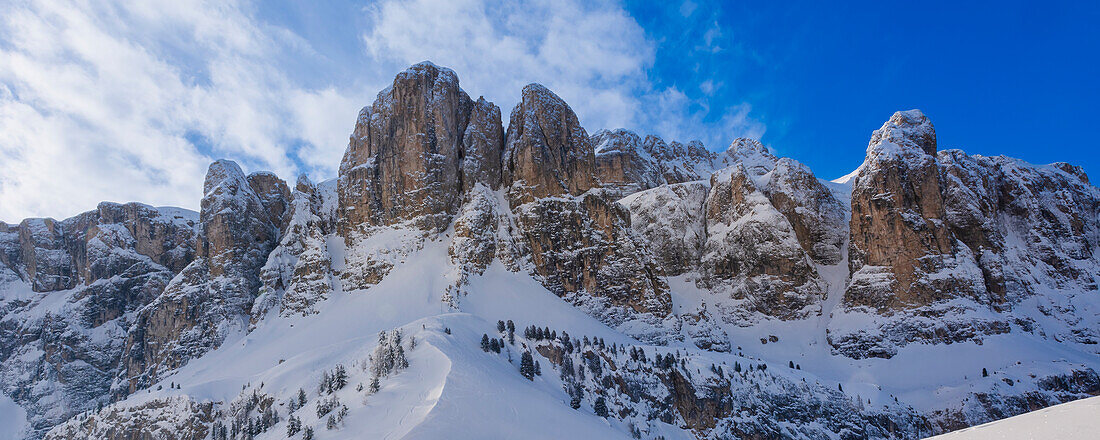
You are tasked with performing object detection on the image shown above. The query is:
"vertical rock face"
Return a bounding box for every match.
[513,191,671,317]
[245,172,293,234]
[462,97,505,192]
[702,165,825,320]
[338,62,474,233]
[254,176,336,319]
[122,160,285,392]
[846,110,982,310]
[15,219,75,292]
[590,129,726,198]
[502,84,597,204]
[592,129,664,194]
[335,62,506,291]
[643,136,724,184]
[939,151,1100,303]
[619,182,710,276]
[0,203,199,437]
[724,138,846,266]
[831,110,1100,359]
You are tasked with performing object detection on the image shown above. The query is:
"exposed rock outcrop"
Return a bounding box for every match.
[338,62,474,233]
[0,203,199,437]
[619,182,710,276]
[502,84,597,204]
[591,129,727,198]
[499,85,673,340]
[831,110,1100,359]
[254,176,336,320]
[846,110,984,310]
[121,160,286,392]
[702,164,826,320]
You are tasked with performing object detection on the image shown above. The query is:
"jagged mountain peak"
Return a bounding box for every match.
[867,108,937,158]
[202,159,248,195]
[3,63,1100,440]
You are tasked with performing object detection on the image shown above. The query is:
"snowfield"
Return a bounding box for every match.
[30,235,1097,439]
[927,395,1100,440]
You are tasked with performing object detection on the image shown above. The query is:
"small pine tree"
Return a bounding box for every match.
[535,360,541,376]
[520,351,535,380]
[333,365,348,390]
[594,396,609,418]
[507,320,515,336]
[481,334,491,352]
[395,346,409,370]
[570,396,581,409]
[982,368,989,377]
[286,416,301,436]
[297,388,307,407]
[789,361,795,369]
[369,376,381,394]
[734,362,741,373]
[303,426,314,440]
[497,320,506,333]
[562,356,575,378]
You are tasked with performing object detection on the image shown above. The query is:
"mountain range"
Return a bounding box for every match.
[1,62,1097,440]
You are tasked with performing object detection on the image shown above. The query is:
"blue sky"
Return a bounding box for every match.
[629,0,1100,179]
[1,0,1096,220]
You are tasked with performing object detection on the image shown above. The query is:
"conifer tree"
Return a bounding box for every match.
[481,334,491,352]
[520,351,535,380]
[369,376,381,394]
[334,365,348,390]
[287,416,301,436]
[497,320,506,333]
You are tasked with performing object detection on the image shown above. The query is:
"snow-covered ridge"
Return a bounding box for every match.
[2,63,1099,440]
[928,395,1100,439]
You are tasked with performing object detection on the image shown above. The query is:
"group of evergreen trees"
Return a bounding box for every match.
[369,329,410,379]
[519,351,542,380]
[318,365,348,395]
[481,333,506,353]
[523,325,558,341]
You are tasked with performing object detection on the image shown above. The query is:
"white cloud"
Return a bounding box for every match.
[0,0,360,221]
[0,0,764,221]
[360,0,763,154]
[360,0,652,130]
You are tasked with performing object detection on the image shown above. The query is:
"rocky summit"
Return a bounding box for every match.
[1,63,1098,440]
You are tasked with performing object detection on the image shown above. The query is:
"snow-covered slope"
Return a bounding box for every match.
[927,394,1100,440]
[3,62,1099,440]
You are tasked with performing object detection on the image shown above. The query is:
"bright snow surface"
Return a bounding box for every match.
[926,394,1100,440]
[117,241,648,439]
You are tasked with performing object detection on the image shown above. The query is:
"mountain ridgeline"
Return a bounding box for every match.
[1,62,1098,439]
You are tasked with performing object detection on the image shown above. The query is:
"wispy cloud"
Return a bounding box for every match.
[0,0,764,221]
